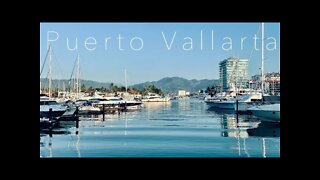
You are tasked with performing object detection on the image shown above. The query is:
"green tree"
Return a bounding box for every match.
[81,84,86,92]
[141,85,164,96]
[120,86,126,92]
[111,85,118,93]
[109,83,114,91]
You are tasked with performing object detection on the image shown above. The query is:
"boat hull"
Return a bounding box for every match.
[142,98,170,102]
[40,110,66,118]
[206,101,235,109]
[249,110,280,122]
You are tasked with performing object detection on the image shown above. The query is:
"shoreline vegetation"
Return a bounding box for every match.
[41,84,165,97]
[40,77,220,95]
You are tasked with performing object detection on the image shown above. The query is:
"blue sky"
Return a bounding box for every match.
[40,23,280,85]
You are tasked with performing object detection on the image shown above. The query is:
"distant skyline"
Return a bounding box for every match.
[40,23,280,85]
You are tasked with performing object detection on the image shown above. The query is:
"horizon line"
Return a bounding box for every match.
[40,76,219,85]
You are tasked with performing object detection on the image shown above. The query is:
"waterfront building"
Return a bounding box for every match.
[249,72,280,94]
[178,90,186,97]
[219,57,248,91]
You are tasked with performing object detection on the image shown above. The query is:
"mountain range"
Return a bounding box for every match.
[40,78,113,89]
[40,77,219,94]
[130,77,219,93]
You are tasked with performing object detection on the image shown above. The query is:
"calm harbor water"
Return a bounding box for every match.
[40,99,280,158]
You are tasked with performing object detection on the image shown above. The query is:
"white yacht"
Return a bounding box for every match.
[40,94,68,118]
[93,97,142,109]
[142,93,170,102]
[247,104,280,122]
[205,93,257,110]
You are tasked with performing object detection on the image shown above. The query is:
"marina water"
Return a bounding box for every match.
[40,99,280,158]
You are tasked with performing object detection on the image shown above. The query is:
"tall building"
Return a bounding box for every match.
[219,57,248,91]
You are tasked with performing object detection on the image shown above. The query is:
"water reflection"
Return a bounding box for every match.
[208,107,280,138]
[40,121,75,135]
[143,102,171,111]
[40,99,279,157]
[220,114,260,138]
[144,102,171,120]
[247,122,280,138]
[40,124,81,158]
[216,110,280,157]
[207,107,235,115]
[80,114,121,121]
[177,100,191,111]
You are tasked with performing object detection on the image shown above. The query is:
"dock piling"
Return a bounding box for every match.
[49,108,52,120]
[118,102,121,115]
[76,106,79,128]
[102,104,105,121]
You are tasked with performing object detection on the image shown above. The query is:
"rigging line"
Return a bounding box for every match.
[52,49,66,80]
[46,70,50,79]
[40,46,50,77]
[49,48,59,91]
[68,55,78,87]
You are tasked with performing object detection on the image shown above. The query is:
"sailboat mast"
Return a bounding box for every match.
[236,58,238,96]
[49,45,52,98]
[261,23,265,94]
[77,53,80,99]
[125,69,127,93]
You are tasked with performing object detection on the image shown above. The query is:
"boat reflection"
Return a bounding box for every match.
[207,107,235,115]
[177,100,191,111]
[247,122,280,138]
[40,132,81,158]
[219,113,280,157]
[40,119,81,158]
[219,114,280,138]
[143,101,171,110]
[220,114,260,138]
[40,120,75,135]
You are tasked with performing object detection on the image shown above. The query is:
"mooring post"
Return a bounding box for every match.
[236,100,239,113]
[49,108,52,120]
[49,127,53,137]
[76,106,79,128]
[76,120,79,128]
[102,104,105,121]
[118,102,121,115]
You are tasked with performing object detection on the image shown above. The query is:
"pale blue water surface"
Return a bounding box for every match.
[40,99,280,157]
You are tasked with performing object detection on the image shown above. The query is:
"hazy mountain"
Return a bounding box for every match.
[40,78,115,89]
[130,77,219,94]
[40,77,219,94]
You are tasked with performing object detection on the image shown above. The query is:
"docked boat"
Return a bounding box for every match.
[76,100,101,114]
[263,94,280,103]
[205,93,257,110]
[142,93,170,102]
[93,97,142,110]
[247,104,280,122]
[40,95,68,118]
[205,98,236,109]
[247,121,280,137]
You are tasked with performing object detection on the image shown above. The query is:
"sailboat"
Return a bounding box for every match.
[40,46,68,118]
[247,23,280,122]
